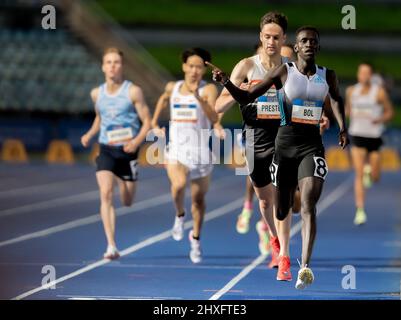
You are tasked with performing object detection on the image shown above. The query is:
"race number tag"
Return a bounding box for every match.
[106,125,133,144]
[256,87,281,119]
[291,99,323,125]
[172,104,198,122]
[313,156,328,180]
[270,161,279,187]
[129,160,138,180]
[351,102,373,119]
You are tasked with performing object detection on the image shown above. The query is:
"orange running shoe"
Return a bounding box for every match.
[267,236,280,268]
[276,256,292,281]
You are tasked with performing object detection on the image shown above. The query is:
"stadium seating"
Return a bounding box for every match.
[0,29,103,112]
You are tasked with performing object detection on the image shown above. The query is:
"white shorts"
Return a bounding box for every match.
[165,144,213,180]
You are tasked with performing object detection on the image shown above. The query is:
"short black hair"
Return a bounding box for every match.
[181,48,211,65]
[295,26,320,40]
[260,11,288,34]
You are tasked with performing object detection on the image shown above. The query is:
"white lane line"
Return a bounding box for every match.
[0,190,100,218]
[0,175,164,218]
[0,175,234,248]
[209,177,353,300]
[0,177,90,199]
[2,262,400,273]
[0,193,170,248]
[12,198,244,300]
[59,295,183,300]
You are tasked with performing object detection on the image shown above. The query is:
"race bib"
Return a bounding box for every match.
[351,103,373,119]
[313,156,328,180]
[106,125,133,144]
[172,104,198,122]
[256,87,281,120]
[291,99,323,125]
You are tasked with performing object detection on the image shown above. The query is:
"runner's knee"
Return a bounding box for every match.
[100,188,113,204]
[121,195,133,207]
[192,196,205,209]
[259,199,270,212]
[301,198,317,216]
[276,201,291,221]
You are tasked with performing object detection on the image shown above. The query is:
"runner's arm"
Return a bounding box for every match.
[326,69,349,149]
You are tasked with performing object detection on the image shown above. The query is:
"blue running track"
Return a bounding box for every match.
[0,163,400,300]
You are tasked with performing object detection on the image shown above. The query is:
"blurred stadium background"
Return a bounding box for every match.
[0,0,400,169]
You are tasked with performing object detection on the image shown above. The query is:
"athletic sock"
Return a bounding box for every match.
[243,200,253,210]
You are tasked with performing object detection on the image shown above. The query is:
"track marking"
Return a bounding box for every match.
[59,295,183,300]
[209,177,353,300]
[0,175,164,218]
[0,190,100,218]
[0,175,234,248]
[0,177,90,199]
[12,198,243,300]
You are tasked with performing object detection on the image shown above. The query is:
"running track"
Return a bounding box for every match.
[0,163,400,300]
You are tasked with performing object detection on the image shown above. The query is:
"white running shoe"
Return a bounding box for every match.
[189,230,202,264]
[354,208,367,226]
[172,215,185,241]
[295,266,314,290]
[103,245,120,260]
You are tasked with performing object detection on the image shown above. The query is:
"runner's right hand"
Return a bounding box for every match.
[205,62,228,84]
[81,134,91,148]
[152,126,166,138]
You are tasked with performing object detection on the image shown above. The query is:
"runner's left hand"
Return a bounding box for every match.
[338,130,349,149]
[213,122,226,140]
[319,115,330,131]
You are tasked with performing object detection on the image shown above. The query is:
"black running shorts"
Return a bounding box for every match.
[245,146,274,188]
[96,144,139,181]
[270,126,328,189]
[350,135,383,153]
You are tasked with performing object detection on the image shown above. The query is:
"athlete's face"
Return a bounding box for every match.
[102,52,123,80]
[295,30,320,62]
[357,64,373,85]
[182,55,206,82]
[259,23,286,56]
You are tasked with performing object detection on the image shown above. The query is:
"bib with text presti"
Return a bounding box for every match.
[256,86,281,120]
[291,99,323,125]
[106,124,133,144]
[171,104,198,122]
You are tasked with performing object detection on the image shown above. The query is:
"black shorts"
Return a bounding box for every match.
[242,125,276,188]
[350,135,383,153]
[245,146,274,188]
[96,144,139,181]
[270,126,328,190]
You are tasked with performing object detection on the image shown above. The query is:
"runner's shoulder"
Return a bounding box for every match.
[165,81,176,95]
[238,56,256,71]
[90,87,100,102]
[203,82,218,93]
